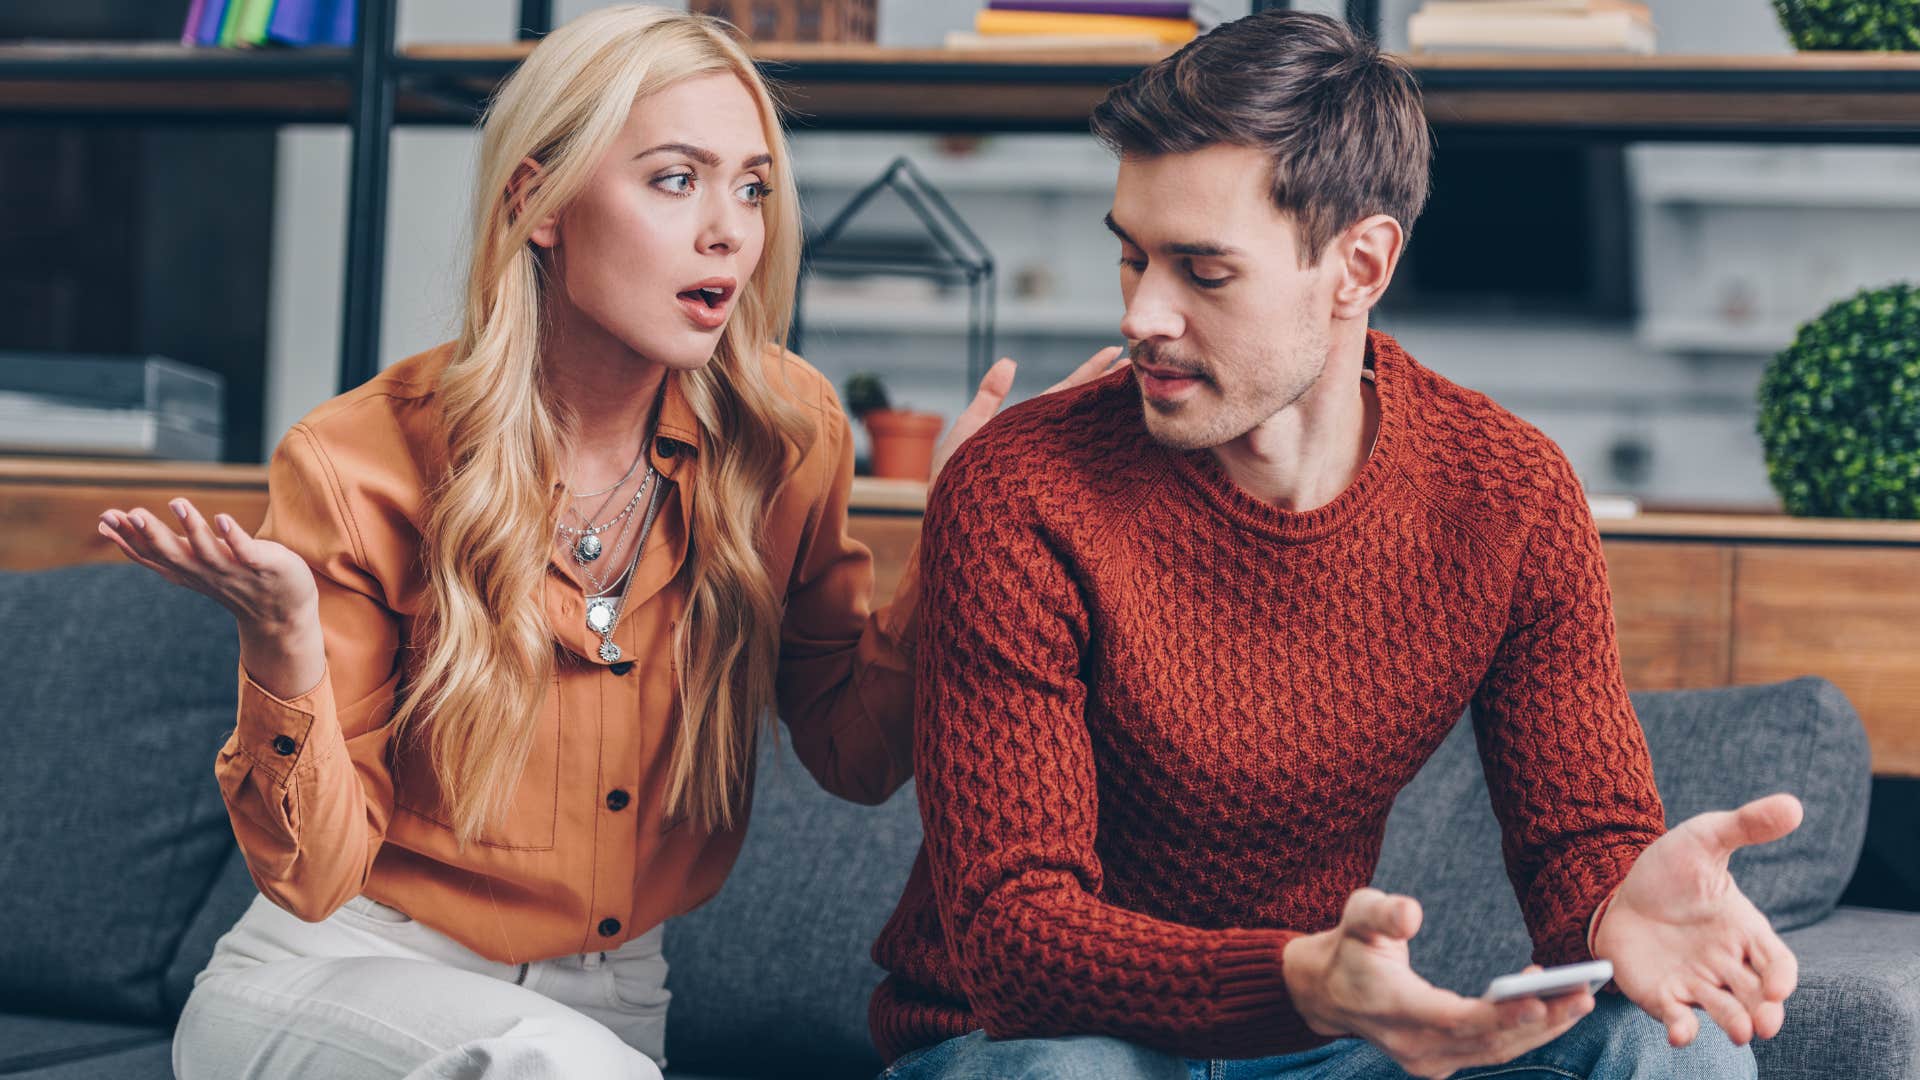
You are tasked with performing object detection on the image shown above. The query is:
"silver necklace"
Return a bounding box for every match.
[565,468,654,596]
[567,435,649,500]
[558,465,654,564]
[583,473,668,663]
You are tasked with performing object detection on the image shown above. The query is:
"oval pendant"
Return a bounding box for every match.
[585,599,615,634]
[599,641,622,663]
[575,533,603,563]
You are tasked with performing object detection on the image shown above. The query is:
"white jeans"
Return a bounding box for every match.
[173,892,670,1079]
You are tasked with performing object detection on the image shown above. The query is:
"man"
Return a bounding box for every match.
[869,10,1799,1080]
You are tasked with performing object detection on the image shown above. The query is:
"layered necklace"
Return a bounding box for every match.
[556,427,668,663]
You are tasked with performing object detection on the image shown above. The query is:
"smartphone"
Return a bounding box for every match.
[1483,960,1612,1002]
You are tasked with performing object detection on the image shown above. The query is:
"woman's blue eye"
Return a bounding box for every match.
[739,181,771,206]
[657,173,694,194]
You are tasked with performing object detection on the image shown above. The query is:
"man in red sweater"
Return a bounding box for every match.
[870,10,1802,1080]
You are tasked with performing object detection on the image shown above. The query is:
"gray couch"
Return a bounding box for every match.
[3,562,1918,1079]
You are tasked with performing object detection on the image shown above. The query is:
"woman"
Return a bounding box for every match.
[97,7,1122,1077]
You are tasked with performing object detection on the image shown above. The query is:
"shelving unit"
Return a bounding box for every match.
[2,2,1920,401]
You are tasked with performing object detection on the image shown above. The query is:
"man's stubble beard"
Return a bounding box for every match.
[1138,325,1330,452]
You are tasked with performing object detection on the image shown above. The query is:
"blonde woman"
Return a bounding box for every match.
[96,7,1119,1078]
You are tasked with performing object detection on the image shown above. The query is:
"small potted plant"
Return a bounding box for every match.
[1771,0,1920,50]
[1756,281,1920,518]
[844,371,944,481]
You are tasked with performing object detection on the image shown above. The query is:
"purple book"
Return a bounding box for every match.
[988,1,1192,17]
[192,0,230,45]
[181,0,207,45]
[325,0,356,46]
[268,0,324,46]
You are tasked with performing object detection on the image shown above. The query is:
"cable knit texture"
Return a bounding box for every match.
[868,328,1666,1064]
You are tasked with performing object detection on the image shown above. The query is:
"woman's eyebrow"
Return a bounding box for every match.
[635,142,772,170]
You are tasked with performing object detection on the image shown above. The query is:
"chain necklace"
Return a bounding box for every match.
[563,467,655,596]
[557,465,655,565]
[581,473,668,663]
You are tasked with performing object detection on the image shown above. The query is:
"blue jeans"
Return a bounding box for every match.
[878,993,1757,1079]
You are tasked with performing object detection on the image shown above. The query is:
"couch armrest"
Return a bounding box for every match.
[1754,906,1920,1080]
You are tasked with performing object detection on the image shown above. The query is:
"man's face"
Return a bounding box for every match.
[1108,143,1335,451]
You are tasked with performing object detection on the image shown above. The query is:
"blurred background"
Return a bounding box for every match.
[4,0,1915,514]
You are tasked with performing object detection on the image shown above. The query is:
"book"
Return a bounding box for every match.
[236,0,276,46]
[181,0,207,45]
[1407,9,1656,52]
[988,1,1194,17]
[945,30,1169,50]
[268,0,353,46]
[326,0,355,45]
[974,9,1199,45]
[193,0,231,44]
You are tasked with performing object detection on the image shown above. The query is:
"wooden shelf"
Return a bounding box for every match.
[8,42,1920,135]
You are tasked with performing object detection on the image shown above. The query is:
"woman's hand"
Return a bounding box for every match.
[928,345,1130,487]
[98,499,318,631]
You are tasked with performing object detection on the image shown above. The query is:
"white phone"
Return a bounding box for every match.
[1482,960,1612,1002]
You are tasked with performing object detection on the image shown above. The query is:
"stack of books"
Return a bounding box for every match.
[0,354,225,461]
[180,0,356,49]
[947,1,1226,51]
[1407,0,1656,54]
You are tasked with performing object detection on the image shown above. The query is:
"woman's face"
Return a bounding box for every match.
[535,72,774,371]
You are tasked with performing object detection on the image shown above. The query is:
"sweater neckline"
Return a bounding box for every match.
[1160,328,1406,543]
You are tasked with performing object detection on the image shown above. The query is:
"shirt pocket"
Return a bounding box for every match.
[392,672,563,851]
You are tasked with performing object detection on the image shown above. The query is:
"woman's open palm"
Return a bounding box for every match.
[97,500,317,630]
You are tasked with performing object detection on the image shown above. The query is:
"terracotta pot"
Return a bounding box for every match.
[862,409,945,481]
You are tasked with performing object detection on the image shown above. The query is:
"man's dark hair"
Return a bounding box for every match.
[1089,11,1433,268]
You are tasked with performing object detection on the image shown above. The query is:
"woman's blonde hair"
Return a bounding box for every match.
[390,5,810,847]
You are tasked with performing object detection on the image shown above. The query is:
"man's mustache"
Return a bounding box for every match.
[1131,344,1211,382]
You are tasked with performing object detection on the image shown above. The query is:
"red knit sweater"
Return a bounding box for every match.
[868,328,1666,1064]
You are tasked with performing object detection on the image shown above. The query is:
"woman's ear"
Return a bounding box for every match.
[508,156,560,249]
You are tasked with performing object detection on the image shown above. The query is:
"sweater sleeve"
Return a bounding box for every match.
[775,379,917,806]
[216,424,405,922]
[913,450,1321,1060]
[1470,448,1666,968]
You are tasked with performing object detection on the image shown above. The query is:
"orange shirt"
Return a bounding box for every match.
[218,342,917,964]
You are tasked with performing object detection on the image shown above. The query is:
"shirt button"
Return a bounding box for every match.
[598,917,621,938]
[608,660,634,675]
[606,789,630,812]
[271,735,296,756]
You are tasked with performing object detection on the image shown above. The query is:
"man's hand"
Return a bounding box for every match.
[927,345,1129,486]
[1283,888,1594,1080]
[1594,792,1802,1048]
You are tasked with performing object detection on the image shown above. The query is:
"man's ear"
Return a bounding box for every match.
[508,156,560,249]
[1328,214,1404,322]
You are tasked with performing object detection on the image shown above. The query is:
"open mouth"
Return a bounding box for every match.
[675,280,736,329]
[678,285,731,308]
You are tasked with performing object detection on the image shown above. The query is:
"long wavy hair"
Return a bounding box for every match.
[389,5,809,847]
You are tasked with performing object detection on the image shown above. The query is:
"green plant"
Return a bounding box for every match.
[1757,282,1920,518]
[1771,0,1920,50]
[843,371,891,419]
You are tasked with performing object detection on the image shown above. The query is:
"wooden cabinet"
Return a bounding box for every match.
[9,457,1918,776]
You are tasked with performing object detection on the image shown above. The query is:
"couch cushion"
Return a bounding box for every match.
[1373,677,1871,996]
[662,737,922,1079]
[0,1013,170,1077]
[0,565,244,1023]
[1759,906,1920,1080]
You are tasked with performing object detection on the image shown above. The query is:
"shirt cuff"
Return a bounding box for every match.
[236,662,333,786]
[1588,883,1622,993]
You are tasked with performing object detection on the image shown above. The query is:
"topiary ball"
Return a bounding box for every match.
[1771,0,1920,50]
[1757,282,1920,518]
